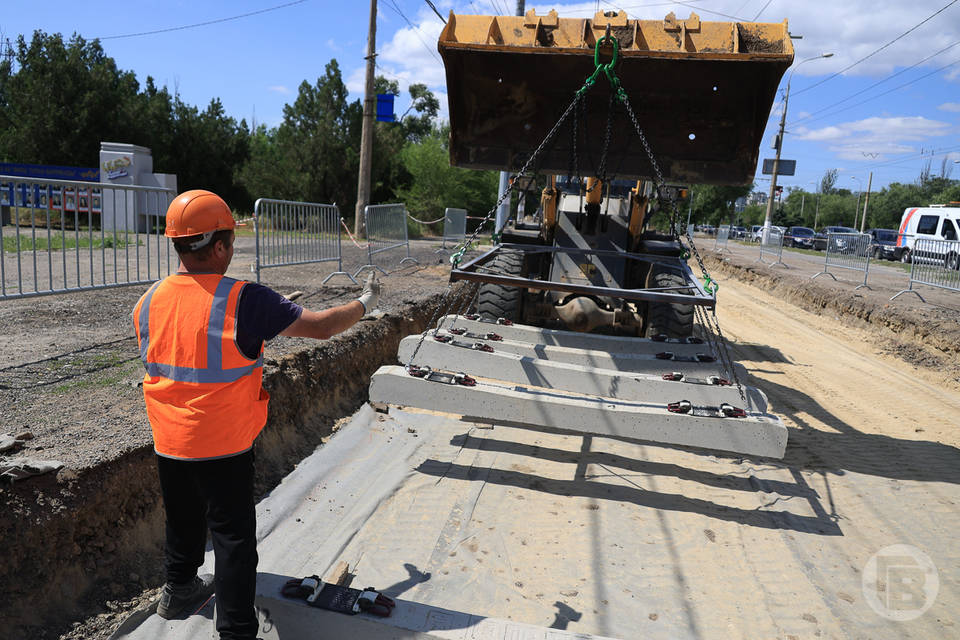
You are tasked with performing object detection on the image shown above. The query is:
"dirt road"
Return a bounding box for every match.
[685,276,960,638]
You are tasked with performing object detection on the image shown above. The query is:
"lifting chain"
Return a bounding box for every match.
[406,86,592,371]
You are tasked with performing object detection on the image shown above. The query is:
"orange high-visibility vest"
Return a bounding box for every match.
[133,273,268,460]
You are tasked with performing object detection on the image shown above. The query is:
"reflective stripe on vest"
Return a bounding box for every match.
[137,277,264,380]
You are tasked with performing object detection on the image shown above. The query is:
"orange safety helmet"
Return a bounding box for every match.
[165,190,237,246]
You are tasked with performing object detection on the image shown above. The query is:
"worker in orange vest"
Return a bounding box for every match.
[133,190,379,639]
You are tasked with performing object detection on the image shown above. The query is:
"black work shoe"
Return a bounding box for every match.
[156,573,215,619]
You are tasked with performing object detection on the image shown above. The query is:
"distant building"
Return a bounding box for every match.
[747,191,768,207]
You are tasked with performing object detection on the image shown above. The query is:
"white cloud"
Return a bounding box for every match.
[267,85,291,95]
[795,115,952,160]
[939,102,960,112]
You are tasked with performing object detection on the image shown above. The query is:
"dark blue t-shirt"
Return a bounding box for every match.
[236,283,304,360]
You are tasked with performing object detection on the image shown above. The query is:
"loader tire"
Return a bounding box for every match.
[477,251,524,323]
[645,267,694,339]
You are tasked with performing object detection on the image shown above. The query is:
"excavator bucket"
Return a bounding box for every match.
[438,10,794,185]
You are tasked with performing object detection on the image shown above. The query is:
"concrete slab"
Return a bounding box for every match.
[438,315,713,355]
[370,365,788,458]
[397,335,767,413]
[399,334,749,380]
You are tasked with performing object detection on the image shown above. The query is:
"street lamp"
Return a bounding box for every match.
[763,53,834,240]
[850,176,863,228]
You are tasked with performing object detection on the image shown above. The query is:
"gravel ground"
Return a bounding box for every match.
[0,236,466,471]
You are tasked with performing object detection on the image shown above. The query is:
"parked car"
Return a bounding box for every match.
[813,226,857,251]
[752,225,786,242]
[731,225,747,239]
[866,228,899,260]
[786,226,815,249]
[893,205,960,265]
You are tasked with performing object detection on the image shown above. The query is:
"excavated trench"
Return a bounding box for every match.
[0,290,461,640]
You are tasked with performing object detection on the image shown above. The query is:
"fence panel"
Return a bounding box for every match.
[714,225,730,252]
[356,203,419,276]
[812,232,872,290]
[1,175,174,301]
[891,238,960,302]
[756,227,786,267]
[438,208,467,253]
[252,198,355,285]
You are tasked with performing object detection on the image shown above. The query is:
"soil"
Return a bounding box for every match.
[1,234,959,639]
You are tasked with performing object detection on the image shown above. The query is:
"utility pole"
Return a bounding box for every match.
[494,1,526,237]
[860,171,873,232]
[799,193,805,220]
[354,0,378,236]
[763,53,833,240]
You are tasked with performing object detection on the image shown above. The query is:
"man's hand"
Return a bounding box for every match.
[356,272,381,314]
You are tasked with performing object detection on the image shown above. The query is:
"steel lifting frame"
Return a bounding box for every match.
[449,243,716,308]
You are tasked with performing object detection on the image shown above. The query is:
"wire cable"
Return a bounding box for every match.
[793,0,959,96]
[789,55,960,128]
[788,39,960,127]
[751,0,774,21]
[96,0,308,40]
[425,0,446,23]
[381,0,442,64]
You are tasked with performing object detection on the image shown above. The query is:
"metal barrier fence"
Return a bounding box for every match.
[891,238,960,302]
[252,198,356,285]
[1,175,175,301]
[437,208,467,254]
[812,232,872,290]
[714,225,730,252]
[756,227,786,267]
[356,203,419,276]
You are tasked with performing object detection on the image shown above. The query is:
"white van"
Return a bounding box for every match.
[895,205,960,265]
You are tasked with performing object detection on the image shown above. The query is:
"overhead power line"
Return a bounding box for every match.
[788,39,960,128]
[425,0,446,24]
[793,0,959,96]
[789,55,960,128]
[96,0,308,40]
[381,0,442,64]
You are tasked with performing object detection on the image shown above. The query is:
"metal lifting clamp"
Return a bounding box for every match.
[433,334,495,352]
[406,365,477,387]
[661,372,732,386]
[463,314,513,326]
[667,400,746,418]
[281,576,396,617]
[447,327,504,341]
[650,334,705,344]
[655,352,716,363]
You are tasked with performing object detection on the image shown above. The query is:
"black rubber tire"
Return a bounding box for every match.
[477,251,525,322]
[900,249,912,264]
[645,267,694,339]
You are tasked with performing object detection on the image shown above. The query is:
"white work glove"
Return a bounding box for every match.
[357,272,381,314]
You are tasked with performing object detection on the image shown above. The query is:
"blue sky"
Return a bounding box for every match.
[3,0,959,193]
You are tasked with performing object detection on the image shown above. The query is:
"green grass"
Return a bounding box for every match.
[51,355,139,393]
[3,234,140,252]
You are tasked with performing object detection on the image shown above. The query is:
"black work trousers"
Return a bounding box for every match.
[156,450,259,640]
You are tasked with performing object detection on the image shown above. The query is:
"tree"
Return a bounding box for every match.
[685,184,752,226]
[398,129,497,229]
[0,31,140,166]
[276,60,361,214]
[819,168,838,194]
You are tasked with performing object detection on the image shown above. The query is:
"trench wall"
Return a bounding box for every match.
[0,293,455,640]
